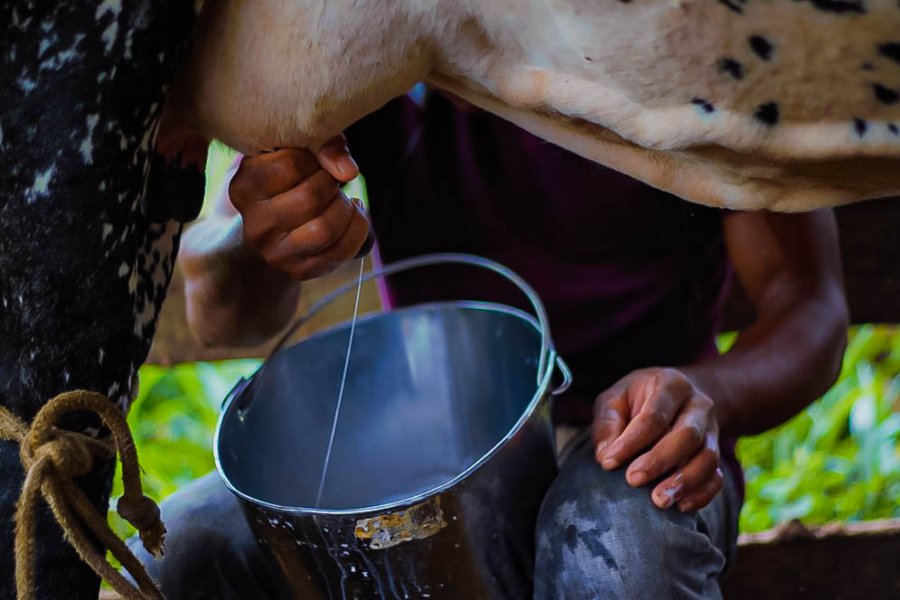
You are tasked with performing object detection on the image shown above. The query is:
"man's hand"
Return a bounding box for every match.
[229,136,371,281]
[592,368,723,512]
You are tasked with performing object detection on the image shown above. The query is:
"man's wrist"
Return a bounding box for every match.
[183,214,301,346]
[679,363,740,437]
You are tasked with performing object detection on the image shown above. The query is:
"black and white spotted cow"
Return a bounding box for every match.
[3,0,900,598]
[1,2,202,598]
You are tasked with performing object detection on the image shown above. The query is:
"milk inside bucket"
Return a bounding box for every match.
[214,253,572,599]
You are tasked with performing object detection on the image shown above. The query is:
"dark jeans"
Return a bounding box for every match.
[129,431,740,599]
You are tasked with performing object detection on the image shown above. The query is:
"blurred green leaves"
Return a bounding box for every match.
[107,359,259,540]
[735,325,900,532]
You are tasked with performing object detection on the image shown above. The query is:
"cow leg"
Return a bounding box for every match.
[0,2,202,598]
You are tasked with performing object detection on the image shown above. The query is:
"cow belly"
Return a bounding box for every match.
[177,0,900,210]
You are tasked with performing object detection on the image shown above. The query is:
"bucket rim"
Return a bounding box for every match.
[213,299,557,517]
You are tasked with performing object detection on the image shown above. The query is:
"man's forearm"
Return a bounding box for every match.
[181,215,301,347]
[683,288,848,438]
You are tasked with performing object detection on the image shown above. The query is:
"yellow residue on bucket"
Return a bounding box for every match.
[355,496,448,550]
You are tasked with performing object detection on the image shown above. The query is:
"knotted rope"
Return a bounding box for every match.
[0,390,166,600]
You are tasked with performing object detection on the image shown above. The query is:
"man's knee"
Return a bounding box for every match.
[128,472,282,599]
[534,443,725,599]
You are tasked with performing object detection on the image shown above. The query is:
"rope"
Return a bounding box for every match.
[0,390,166,600]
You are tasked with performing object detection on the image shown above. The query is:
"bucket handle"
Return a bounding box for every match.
[262,253,556,388]
[552,355,573,397]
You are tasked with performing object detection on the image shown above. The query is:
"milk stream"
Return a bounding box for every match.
[315,257,366,508]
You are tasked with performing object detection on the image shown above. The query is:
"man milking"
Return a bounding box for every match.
[131,88,848,598]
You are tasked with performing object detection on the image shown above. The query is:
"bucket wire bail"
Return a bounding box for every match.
[245,253,570,408]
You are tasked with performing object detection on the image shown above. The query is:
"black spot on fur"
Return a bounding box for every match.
[889,124,899,135]
[691,97,716,113]
[755,102,779,126]
[796,0,865,14]
[718,0,747,13]
[749,36,774,61]
[854,118,868,137]
[718,57,744,80]
[879,42,900,66]
[874,83,899,105]
[862,62,874,71]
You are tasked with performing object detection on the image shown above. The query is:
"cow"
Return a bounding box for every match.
[170,0,900,212]
[1,1,899,598]
[1,2,201,598]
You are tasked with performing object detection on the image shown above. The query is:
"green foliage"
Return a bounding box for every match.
[734,325,900,532]
[109,327,899,541]
[107,359,259,541]
[199,141,238,219]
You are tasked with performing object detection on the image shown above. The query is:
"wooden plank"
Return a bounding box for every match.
[722,196,900,330]
[723,518,900,599]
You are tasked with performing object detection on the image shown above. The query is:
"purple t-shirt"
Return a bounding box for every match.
[345,92,741,491]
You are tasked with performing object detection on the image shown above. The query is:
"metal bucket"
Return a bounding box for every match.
[214,254,571,599]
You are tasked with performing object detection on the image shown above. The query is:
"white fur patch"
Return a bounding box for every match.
[79,114,100,163]
[27,164,56,203]
[95,0,123,20]
[101,21,118,53]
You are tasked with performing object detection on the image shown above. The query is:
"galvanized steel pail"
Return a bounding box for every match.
[214,254,572,599]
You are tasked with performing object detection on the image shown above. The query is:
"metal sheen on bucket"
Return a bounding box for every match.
[214,254,572,599]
